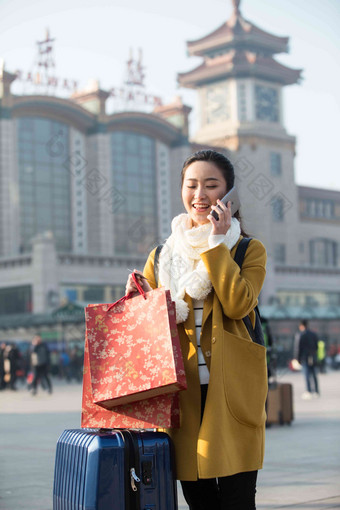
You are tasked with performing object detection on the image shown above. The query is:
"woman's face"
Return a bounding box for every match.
[181,160,228,227]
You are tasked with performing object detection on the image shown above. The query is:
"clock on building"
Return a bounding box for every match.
[255,85,279,122]
[206,83,230,124]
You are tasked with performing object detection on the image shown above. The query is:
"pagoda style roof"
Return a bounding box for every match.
[178,1,302,88]
[178,50,302,88]
[187,3,289,57]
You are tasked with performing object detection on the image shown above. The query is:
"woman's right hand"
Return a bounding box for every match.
[125,269,152,296]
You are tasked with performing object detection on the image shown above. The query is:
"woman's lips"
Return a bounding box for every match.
[193,204,210,212]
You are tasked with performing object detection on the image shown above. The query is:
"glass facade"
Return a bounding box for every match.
[0,286,32,315]
[17,117,71,252]
[110,132,158,255]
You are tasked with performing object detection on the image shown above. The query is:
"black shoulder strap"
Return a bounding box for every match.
[233,237,252,269]
[154,244,164,287]
[233,238,264,345]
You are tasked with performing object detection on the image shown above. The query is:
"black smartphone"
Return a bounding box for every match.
[210,186,240,220]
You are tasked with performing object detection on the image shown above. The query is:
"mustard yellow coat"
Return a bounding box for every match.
[143,236,267,481]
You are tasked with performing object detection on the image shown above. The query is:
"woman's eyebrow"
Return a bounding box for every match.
[185,177,220,182]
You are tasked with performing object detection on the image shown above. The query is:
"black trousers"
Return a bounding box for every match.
[32,364,52,392]
[180,385,258,510]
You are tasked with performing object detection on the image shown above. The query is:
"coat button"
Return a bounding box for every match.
[212,337,216,344]
[205,351,211,358]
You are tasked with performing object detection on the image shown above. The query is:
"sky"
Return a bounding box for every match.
[0,0,339,190]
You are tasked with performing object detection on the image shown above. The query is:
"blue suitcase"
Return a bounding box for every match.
[53,428,178,510]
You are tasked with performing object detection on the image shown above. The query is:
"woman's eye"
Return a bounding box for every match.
[187,186,196,189]
[207,186,217,189]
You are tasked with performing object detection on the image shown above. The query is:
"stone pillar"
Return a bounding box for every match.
[32,231,59,313]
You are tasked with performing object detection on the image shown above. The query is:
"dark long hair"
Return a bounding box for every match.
[181,150,248,236]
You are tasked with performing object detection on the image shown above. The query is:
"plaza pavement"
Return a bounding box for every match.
[0,369,339,510]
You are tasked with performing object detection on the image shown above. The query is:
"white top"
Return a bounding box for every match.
[192,234,225,384]
[192,298,210,385]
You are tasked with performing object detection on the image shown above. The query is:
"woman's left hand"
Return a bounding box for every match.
[207,199,232,235]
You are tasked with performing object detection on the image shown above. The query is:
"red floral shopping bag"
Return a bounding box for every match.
[81,333,181,428]
[85,274,186,410]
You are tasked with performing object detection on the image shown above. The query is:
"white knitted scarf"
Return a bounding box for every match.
[158,214,241,323]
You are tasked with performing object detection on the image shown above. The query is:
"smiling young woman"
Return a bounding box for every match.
[181,160,228,228]
[126,150,267,510]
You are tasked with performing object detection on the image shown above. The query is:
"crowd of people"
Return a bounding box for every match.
[0,336,84,393]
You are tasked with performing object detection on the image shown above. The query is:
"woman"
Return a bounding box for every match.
[126,150,267,509]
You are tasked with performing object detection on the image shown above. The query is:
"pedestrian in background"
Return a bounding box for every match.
[0,342,6,390]
[50,350,60,377]
[59,350,70,381]
[7,343,20,391]
[31,335,53,395]
[317,339,326,373]
[69,346,83,382]
[298,320,320,399]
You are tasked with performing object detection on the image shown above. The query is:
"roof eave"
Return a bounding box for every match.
[186,18,290,57]
[188,37,289,58]
[178,64,302,88]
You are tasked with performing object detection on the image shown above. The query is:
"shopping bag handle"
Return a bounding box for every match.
[107,272,146,311]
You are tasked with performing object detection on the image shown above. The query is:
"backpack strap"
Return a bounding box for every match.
[234,237,252,268]
[234,238,264,346]
[154,244,164,287]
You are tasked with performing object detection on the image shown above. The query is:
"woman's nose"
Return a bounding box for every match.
[194,186,206,199]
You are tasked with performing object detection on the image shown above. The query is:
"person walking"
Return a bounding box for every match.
[317,339,326,374]
[7,343,20,391]
[298,320,320,399]
[31,335,53,395]
[0,342,6,390]
[59,350,71,381]
[125,150,267,509]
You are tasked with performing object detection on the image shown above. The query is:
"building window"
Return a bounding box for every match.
[304,199,335,219]
[64,289,77,302]
[17,117,71,252]
[274,243,286,264]
[305,295,319,306]
[84,286,105,302]
[0,286,32,315]
[61,284,125,303]
[328,293,340,306]
[310,238,338,267]
[270,152,282,176]
[111,132,158,256]
[272,197,285,222]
